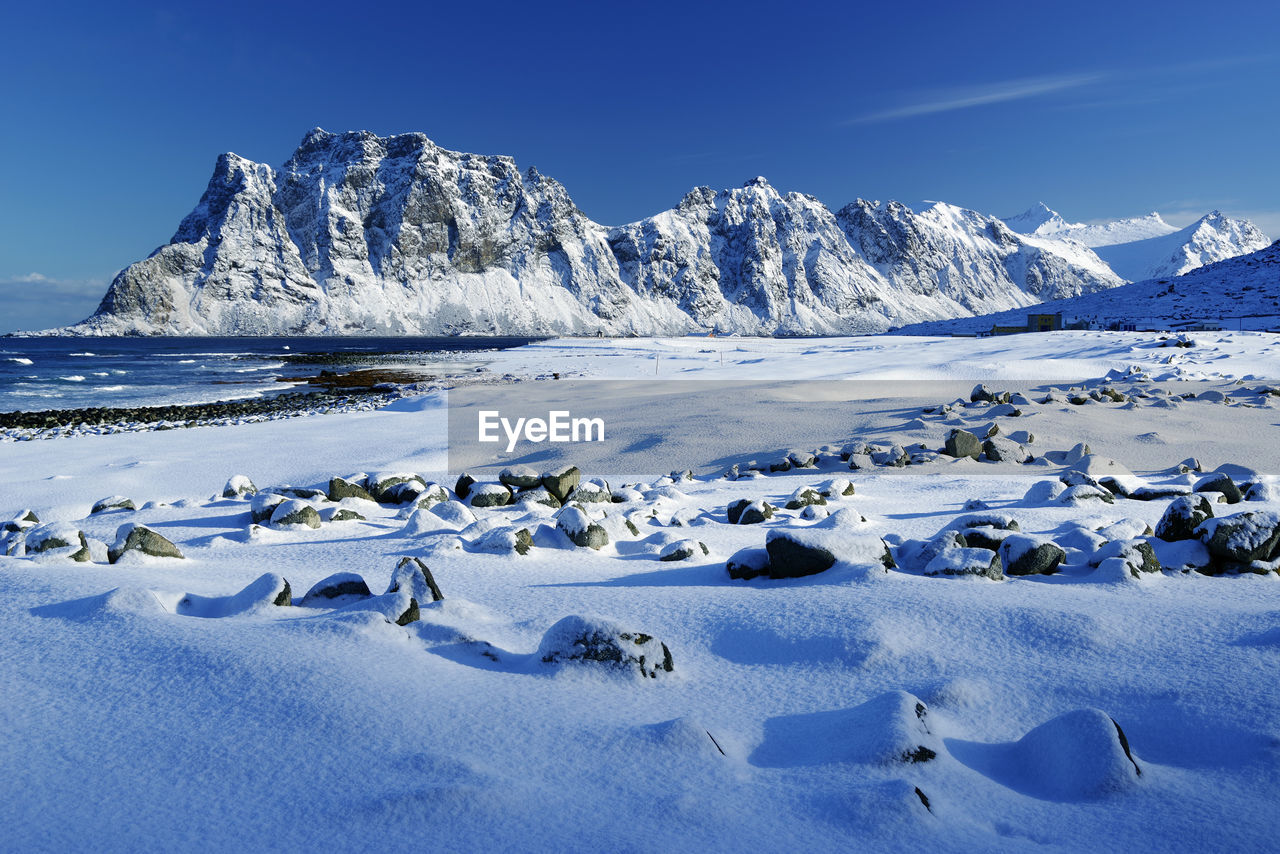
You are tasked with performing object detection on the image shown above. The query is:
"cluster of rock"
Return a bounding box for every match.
[0,390,403,443]
[3,504,185,565]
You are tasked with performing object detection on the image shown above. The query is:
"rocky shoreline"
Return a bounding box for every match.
[0,386,412,441]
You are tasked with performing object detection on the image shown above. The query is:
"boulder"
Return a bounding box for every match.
[1154,495,1215,541]
[1005,709,1141,799]
[785,487,827,510]
[498,465,542,490]
[2,509,39,534]
[556,507,609,549]
[924,547,1003,580]
[108,524,184,563]
[24,525,92,562]
[301,572,372,604]
[764,528,894,579]
[961,526,1013,552]
[327,508,366,522]
[177,573,292,616]
[90,496,136,515]
[567,478,612,504]
[468,526,534,555]
[249,492,287,523]
[222,475,257,498]
[328,476,374,502]
[1089,540,1162,577]
[429,500,477,528]
[541,465,581,504]
[468,483,513,508]
[537,615,673,678]
[727,499,774,525]
[454,472,477,500]
[269,499,322,529]
[1197,510,1280,566]
[943,429,982,460]
[818,478,856,498]
[659,539,708,561]
[1195,473,1243,504]
[787,450,818,469]
[999,535,1066,576]
[388,556,444,602]
[515,486,561,508]
[982,437,1028,463]
[725,547,771,580]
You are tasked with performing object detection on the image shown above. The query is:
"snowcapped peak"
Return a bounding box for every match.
[1001,203,1077,237]
[742,176,771,189]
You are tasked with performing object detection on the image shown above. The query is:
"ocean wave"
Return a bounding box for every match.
[178,359,196,364]
[5,357,34,366]
[69,352,96,357]
[99,385,127,392]
[93,372,109,377]
[60,375,86,382]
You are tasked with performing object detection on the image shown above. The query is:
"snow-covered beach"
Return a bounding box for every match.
[3,332,1279,852]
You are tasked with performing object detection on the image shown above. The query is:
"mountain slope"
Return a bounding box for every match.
[61,129,1124,336]
[892,241,1280,336]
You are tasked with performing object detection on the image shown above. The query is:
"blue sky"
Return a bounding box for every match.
[2,0,1278,331]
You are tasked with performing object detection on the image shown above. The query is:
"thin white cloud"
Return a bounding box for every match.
[846,72,1105,125]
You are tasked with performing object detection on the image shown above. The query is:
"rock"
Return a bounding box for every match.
[388,556,444,602]
[1089,540,1162,577]
[269,499,322,529]
[301,572,372,604]
[1097,476,1189,501]
[902,529,968,571]
[870,444,908,467]
[468,483,513,508]
[1195,473,1243,504]
[727,499,774,525]
[177,573,292,616]
[328,476,374,502]
[1006,709,1142,798]
[961,526,1013,552]
[556,507,609,549]
[999,535,1066,576]
[659,539,708,561]
[277,485,327,501]
[2,509,39,534]
[567,478,612,504]
[1007,430,1034,444]
[764,528,894,579]
[365,472,425,503]
[222,475,257,498]
[726,547,771,580]
[250,492,287,523]
[90,496,136,515]
[429,500,477,528]
[950,512,1021,533]
[1058,484,1115,505]
[785,486,827,510]
[469,525,534,555]
[847,453,874,471]
[541,465,581,504]
[924,547,1003,579]
[108,524,184,563]
[768,458,792,473]
[515,486,561,508]
[454,472,477,500]
[327,508,366,522]
[943,429,982,460]
[818,478,856,498]
[498,465,542,489]
[1197,510,1280,566]
[1245,481,1280,502]
[24,525,92,562]
[1154,495,1215,541]
[537,615,673,678]
[971,384,1009,404]
[787,449,818,469]
[982,437,1028,463]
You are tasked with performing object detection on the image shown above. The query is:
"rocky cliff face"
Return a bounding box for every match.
[68,129,1127,336]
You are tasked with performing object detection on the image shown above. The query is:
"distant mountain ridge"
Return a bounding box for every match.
[52,129,1124,337]
[892,241,1280,336]
[1000,203,1269,282]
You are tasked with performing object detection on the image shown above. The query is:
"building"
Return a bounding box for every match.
[1026,313,1063,332]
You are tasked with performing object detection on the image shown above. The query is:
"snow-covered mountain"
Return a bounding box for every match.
[1001,203,1269,282]
[893,240,1280,336]
[60,130,1126,336]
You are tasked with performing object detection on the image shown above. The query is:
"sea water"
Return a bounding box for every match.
[0,337,539,413]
